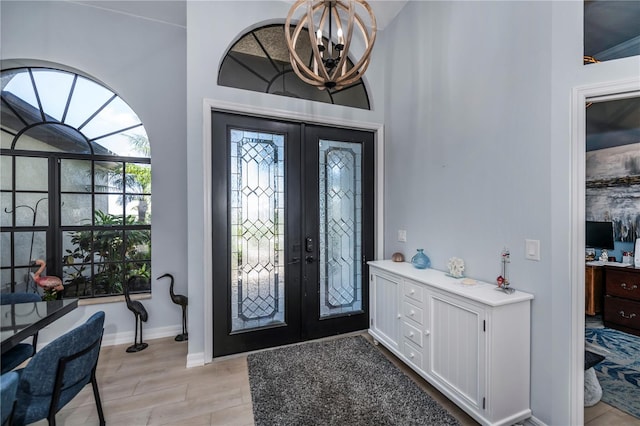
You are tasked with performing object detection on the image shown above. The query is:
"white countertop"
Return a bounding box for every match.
[368,260,534,307]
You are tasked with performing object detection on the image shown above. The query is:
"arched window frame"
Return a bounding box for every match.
[0,66,152,300]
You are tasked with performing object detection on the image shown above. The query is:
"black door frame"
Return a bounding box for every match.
[211,111,375,357]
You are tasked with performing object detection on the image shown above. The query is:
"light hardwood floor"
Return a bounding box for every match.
[32,334,639,425]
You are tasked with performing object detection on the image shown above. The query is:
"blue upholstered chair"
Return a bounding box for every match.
[0,292,42,374]
[1,371,19,425]
[12,311,106,426]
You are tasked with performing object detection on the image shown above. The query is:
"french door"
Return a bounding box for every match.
[211,112,374,356]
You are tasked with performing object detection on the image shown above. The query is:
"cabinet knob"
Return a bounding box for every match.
[410,289,415,295]
[410,352,415,358]
[409,331,414,337]
[620,283,638,291]
[397,314,402,319]
[424,330,430,336]
[410,310,415,316]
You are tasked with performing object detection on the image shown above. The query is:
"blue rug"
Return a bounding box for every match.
[585,326,640,418]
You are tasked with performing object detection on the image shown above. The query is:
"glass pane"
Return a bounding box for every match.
[60,159,91,192]
[95,194,123,223]
[63,230,92,265]
[61,193,92,226]
[1,130,15,149]
[62,264,92,297]
[125,229,151,260]
[2,70,39,112]
[14,193,48,226]
[93,263,123,296]
[92,127,150,158]
[1,233,11,267]
[1,156,12,190]
[15,157,48,191]
[95,161,123,193]
[94,230,124,263]
[125,264,151,291]
[1,269,12,293]
[14,231,46,266]
[0,192,12,227]
[125,163,151,194]
[81,97,142,140]
[16,124,90,153]
[230,129,285,332]
[32,69,75,122]
[125,196,151,224]
[12,268,32,293]
[65,75,114,129]
[319,139,362,318]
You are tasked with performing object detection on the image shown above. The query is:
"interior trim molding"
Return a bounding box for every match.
[570,77,640,425]
[201,98,385,364]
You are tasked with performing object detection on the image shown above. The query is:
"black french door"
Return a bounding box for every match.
[211,112,374,357]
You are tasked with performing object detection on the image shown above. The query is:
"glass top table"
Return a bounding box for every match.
[1,298,78,355]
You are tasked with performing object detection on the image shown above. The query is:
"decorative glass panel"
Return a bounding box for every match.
[319,139,362,318]
[14,193,48,227]
[230,128,285,332]
[61,159,91,192]
[61,193,92,226]
[16,157,48,191]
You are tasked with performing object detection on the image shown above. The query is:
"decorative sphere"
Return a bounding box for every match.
[391,252,404,262]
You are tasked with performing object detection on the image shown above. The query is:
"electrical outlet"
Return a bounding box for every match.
[398,230,407,242]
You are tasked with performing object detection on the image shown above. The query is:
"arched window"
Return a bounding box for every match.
[218,24,371,110]
[1,67,151,299]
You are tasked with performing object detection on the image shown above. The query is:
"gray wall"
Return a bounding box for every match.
[383,1,639,424]
[0,1,188,345]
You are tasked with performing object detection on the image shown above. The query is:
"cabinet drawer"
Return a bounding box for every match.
[404,280,424,304]
[403,300,424,325]
[402,321,423,348]
[402,340,423,370]
[605,269,640,301]
[604,296,640,330]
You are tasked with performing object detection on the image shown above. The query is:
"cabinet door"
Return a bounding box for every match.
[370,269,400,350]
[427,292,485,410]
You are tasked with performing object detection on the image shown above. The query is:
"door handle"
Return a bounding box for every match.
[288,257,301,265]
[305,255,315,263]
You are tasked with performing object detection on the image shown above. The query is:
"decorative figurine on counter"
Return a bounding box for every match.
[391,252,404,262]
[411,249,431,269]
[157,273,188,341]
[447,257,465,278]
[124,276,149,352]
[31,259,63,300]
[496,248,515,294]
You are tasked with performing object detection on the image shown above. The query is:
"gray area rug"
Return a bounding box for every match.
[247,335,460,425]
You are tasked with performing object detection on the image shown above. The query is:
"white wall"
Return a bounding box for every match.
[0,1,188,347]
[383,1,640,425]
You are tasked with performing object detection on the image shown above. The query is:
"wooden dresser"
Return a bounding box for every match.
[603,265,640,337]
[585,264,604,315]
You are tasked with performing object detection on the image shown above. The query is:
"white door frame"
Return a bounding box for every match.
[569,77,640,425]
[201,99,385,363]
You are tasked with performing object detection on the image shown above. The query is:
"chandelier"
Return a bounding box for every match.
[285,0,377,90]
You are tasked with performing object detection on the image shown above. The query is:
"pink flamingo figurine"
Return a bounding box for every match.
[31,259,64,294]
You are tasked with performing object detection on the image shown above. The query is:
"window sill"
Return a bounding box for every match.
[78,293,151,306]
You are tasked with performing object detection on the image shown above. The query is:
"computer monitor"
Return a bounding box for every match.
[585,221,614,250]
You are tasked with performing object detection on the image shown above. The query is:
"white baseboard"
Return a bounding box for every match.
[186,352,205,368]
[525,415,547,426]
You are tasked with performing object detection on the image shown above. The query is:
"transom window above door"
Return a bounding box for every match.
[1,66,151,299]
[218,24,371,110]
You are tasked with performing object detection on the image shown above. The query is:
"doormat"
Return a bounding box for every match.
[247,335,460,425]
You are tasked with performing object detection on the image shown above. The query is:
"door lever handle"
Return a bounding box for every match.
[288,257,300,265]
[305,256,315,264]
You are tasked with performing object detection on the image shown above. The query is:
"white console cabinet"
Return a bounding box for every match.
[369,260,533,426]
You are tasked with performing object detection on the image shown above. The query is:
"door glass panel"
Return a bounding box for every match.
[319,140,362,318]
[14,193,48,226]
[61,159,91,192]
[16,157,48,191]
[230,128,285,332]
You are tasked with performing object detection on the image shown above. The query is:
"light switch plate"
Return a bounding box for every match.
[525,239,540,261]
[398,230,407,242]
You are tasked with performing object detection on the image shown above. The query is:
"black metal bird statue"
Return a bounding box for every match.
[157,273,188,341]
[124,275,149,352]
